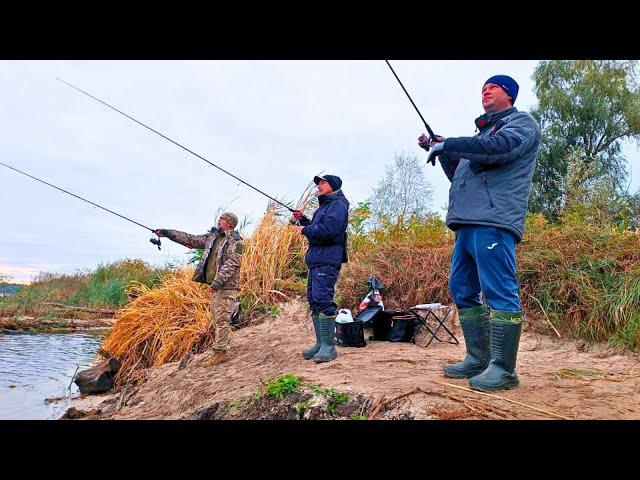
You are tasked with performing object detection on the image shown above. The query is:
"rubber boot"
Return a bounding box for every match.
[469,310,523,392]
[442,305,490,379]
[302,314,321,360]
[313,313,337,363]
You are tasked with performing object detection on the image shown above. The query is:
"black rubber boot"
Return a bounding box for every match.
[469,310,523,392]
[313,313,337,363]
[443,305,490,379]
[302,314,321,360]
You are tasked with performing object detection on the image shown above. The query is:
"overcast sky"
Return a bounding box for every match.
[2,60,639,283]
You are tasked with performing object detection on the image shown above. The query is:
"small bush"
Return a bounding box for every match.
[264,374,302,400]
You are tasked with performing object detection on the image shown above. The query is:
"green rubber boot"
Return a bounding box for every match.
[469,310,523,392]
[442,305,490,379]
[302,313,321,360]
[313,313,337,363]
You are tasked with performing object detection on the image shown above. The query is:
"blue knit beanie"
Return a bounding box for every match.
[484,75,519,105]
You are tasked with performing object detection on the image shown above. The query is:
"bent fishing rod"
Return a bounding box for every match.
[57,77,299,215]
[0,160,163,250]
[384,60,439,142]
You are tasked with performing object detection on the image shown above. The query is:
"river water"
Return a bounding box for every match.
[0,331,103,419]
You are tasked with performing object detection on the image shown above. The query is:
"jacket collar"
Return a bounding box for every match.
[474,106,517,132]
[318,189,344,205]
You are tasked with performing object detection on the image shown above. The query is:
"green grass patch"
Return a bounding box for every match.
[263,374,302,400]
[0,259,173,316]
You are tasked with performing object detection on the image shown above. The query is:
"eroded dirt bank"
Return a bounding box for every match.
[69,300,640,420]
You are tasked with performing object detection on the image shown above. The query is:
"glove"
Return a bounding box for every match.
[418,133,445,151]
[426,141,445,166]
[154,229,169,237]
[291,210,311,225]
[210,280,223,290]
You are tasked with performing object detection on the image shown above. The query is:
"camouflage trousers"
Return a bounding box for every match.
[209,288,239,351]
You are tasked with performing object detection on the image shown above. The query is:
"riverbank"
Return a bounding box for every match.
[66,299,640,420]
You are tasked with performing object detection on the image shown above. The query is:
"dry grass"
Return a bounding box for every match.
[101,268,212,386]
[237,180,318,314]
[518,214,640,347]
[342,214,640,349]
[98,206,640,388]
[239,210,307,308]
[0,259,168,318]
[101,190,315,385]
[339,242,452,311]
[547,368,603,380]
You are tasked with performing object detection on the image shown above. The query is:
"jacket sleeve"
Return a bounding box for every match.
[214,237,243,286]
[442,114,541,167]
[302,202,348,242]
[298,216,311,226]
[164,230,208,249]
[439,152,461,182]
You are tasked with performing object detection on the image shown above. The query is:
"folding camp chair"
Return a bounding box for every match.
[409,304,459,348]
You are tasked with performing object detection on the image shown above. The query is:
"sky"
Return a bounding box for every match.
[1,60,639,283]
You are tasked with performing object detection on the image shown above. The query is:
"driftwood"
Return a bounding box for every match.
[41,302,115,315]
[367,386,511,420]
[1,316,115,330]
[429,380,571,420]
[367,382,568,420]
[74,348,121,394]
[369,388,422,419]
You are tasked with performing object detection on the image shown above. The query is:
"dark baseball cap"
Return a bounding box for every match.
[313,174,342,191]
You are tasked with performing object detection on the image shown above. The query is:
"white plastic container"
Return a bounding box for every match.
[335,308,354,323]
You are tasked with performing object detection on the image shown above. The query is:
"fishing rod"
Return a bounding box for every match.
[56,77,299,214]
[384,60,439,141]
[0,160,163,250]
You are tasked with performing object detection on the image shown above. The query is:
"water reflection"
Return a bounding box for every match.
[0,331,104,419]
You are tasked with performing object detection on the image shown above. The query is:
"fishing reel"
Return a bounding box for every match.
[289,210,310,226]
[150,236,162,250]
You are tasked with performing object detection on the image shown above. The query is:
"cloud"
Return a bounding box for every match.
[0,259,61,284]
[1,60,637,279]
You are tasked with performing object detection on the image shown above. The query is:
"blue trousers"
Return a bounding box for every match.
[307,264,341,315]
[449,225,521,312]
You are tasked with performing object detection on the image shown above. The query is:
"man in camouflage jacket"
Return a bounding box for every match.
[154,212,244,351]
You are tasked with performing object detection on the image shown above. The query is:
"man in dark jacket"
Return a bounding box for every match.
[292,174,349,363]
[419,75,541,392]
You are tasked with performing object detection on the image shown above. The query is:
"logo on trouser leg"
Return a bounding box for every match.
[487,243,499,250]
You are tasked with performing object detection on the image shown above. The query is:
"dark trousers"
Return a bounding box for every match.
[307,264,341,315]
[449,225,521,312]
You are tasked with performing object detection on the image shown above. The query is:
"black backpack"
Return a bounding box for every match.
[372,310,419,343]
[335,320,366,347]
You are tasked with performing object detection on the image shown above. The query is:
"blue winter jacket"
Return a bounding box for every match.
[300,189,350,267]
[439,107,541,241]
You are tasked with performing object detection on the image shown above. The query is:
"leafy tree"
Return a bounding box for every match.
[369,153,434,226]
[530,60,640,222]
[561,157,640,228]
[347,201,372,236]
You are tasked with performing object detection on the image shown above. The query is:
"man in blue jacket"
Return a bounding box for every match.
[418,75,541,391]
[292,174,349,363]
